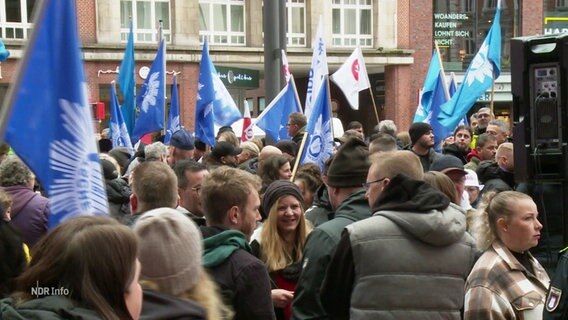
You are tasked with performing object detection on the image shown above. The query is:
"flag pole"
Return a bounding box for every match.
[290,132,308,181]
[489,76,496,115]
[325,75,334,139]
[159,19,166,137]
[367,87,380,125]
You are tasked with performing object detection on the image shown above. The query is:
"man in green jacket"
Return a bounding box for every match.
[292,138,371,320]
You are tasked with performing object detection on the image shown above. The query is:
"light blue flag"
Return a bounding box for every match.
[2,0,108,227]
[0,39,10,61]
[449,73,469,127]
[195,40,242,146]
[109,84,134,151]
[428,71,451,151]
[132,39,165,141]
[164,74,180,144]
[414,49,442,123]
[299,77,334,172]
[254,78,302,142]
[118,20,135,136]
[438,1,501,129]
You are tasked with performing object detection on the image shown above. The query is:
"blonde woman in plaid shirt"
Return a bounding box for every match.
[465,191,550,319]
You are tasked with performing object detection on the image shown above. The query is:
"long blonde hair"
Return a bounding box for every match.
[260,198,312,272]
[470,190,533,250]
[143,270,233,320]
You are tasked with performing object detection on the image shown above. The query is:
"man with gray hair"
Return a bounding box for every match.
[0,156,49,247]
[144,141,168,162]
[486,119,509,146]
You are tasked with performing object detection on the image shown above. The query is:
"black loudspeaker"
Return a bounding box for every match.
[511,34,568,182]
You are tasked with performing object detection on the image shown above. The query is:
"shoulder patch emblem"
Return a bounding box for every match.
[546,286,562,312]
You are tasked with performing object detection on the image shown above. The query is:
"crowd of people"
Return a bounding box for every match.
[0,109,566,319]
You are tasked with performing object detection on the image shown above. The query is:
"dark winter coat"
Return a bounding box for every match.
[3,185,49,247]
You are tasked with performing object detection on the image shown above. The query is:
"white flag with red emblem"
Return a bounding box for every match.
[241,100,253,142]
[282,49,291,83]
[330,47,370,110]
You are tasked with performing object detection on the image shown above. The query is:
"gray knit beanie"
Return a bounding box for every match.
[134,208,202,296]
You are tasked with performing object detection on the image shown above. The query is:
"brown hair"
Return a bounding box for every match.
[370,150,423,181]
[13,216,138,320]
[201,167,262,225]
[259,155,290,188]
[424,171,460,205]
[131,161,178,212]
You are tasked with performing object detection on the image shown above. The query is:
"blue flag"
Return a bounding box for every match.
[132,39,165,141]
[428,71,451,151]
[195,40,242,146]
[255,77,302,142]
[414,49,442,123]
[118,20,135,136]
[0,39,10,62]
[438,1,501,129]
[164,74,181,144]
[299,77,334,172]
[2,0,108,227]
[109,84,134,151]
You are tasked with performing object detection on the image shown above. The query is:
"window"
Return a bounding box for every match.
[0,0,35,39]
[286,0,306,47]
[331,0,372,47]
[199,0,245,46]
[461,0,474,13]
[557,0,568,9]
[120,0,171,43]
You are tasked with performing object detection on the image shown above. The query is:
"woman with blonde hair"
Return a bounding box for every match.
[251,180,312,320]
[0,216,142,319]
[134,207,231,320]
[464,191,550,319]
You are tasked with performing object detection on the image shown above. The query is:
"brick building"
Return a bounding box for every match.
[0,0,556,135]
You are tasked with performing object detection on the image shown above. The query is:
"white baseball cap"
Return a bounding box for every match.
[464,169,484,190]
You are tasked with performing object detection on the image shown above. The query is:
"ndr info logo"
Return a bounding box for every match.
[31,281,69,297]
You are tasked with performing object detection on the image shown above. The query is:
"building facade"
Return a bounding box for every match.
[0,0,554,135]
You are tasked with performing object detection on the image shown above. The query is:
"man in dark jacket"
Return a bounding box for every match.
[0,156,48,247]
[443,125,472,164]
[292,138,371,320]
[321,151,477,320]
[200,167,275,320]
[288,112,307,152]
[476,142,515,197]
[407,122,442,172]
[305,156,335,227]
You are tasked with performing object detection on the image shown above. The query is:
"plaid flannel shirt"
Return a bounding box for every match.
[464,241,550,319]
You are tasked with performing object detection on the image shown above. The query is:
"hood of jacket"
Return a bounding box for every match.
[476,160,501,183]
[311,184,332,210]
[373,174,466,246]
[443,144,468,163]
[334,189,370,222]
[0,296,101,320]
[2,186,42,220]
[106,178,131,203]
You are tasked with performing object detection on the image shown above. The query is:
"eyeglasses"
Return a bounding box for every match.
[286,123,295,127]
[191,185,202,193]
[362,177,386,191]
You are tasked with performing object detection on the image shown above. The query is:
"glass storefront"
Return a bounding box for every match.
[433,0,519,72]
[544,0,568,35]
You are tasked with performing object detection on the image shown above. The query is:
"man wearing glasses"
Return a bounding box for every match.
[287,112,307,150]
[321,150,476,320]
[470,107,494,149]
[173,160,209,226]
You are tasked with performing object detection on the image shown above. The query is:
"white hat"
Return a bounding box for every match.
[464,169,484,190]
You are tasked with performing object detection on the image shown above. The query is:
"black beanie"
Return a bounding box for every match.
[326,137,369,188]
[409,122,433,145]
[262,180,304,214]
